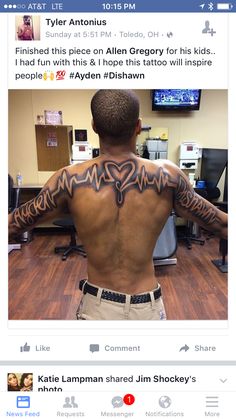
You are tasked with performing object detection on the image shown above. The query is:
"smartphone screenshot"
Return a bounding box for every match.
[1,0,235,417]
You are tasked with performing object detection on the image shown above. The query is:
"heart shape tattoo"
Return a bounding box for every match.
[104,161,137,205]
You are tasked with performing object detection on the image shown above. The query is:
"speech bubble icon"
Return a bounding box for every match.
[111,396,123,408]
[89,344,100,353]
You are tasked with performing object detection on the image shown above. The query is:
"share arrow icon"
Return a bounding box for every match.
[179,344,190,352]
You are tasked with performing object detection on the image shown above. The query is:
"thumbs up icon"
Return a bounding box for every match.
[20,342,30,352]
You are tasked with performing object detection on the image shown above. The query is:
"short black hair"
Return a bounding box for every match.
[91,90,140,145]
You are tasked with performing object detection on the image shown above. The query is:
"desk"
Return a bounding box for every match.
[12,184,57,230]
[8,185,41,250]
[13,184,43,188]
[13,184,43,206]
[8,243,21,254]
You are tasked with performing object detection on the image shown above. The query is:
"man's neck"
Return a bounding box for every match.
[100,140,136,158]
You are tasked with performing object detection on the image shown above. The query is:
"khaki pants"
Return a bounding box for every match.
[76,282,166,320]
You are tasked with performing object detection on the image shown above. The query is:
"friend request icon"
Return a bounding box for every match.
[63,396,78,408]
[202,20,216,36]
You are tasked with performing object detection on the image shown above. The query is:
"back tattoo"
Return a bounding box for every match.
[11,159,219,230]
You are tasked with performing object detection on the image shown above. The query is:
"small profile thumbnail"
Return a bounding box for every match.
[7,373,33,392]
[15,15,40,41]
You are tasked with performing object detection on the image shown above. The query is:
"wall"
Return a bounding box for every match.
[137,89,228,163]
[8,89,228,186]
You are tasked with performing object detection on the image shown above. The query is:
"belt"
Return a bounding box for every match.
[79,279,161,304]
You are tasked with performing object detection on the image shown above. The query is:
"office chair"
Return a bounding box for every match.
[53,216,86,261]
[204,158,228,272]
[177,187,207,249]
[212,238,228,273]
[178,221,205,250]
[8,174,20,212]
[8,174,21,253]
[211,201,228,273]
[201,148,227,242]
[153,213,177,266]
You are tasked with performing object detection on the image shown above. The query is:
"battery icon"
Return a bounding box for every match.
[217,3,233,9]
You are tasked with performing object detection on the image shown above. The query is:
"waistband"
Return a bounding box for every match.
[79,279,162,304]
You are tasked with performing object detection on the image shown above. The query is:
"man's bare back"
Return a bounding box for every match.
[9,153,227,295]
[67,155,174,294]
[8,90,227,320]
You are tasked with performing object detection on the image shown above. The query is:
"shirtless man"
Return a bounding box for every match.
[17,15,34,41]
[8,90,228,320]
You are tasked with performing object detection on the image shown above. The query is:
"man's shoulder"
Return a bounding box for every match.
[137,157,179,173]
[60,160,99,176]
[57,157,180,175]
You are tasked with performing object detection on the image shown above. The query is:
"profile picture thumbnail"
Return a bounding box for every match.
[15,15,40,41]
[7,373,33,392]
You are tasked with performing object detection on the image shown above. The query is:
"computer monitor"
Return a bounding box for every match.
[74,129,87,142]
[201,148,228,190]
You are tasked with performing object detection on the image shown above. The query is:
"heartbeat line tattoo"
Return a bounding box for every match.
[11,159,219,231]
[175,175,219,225]
[85,160,178,204]
[11,160,177,229]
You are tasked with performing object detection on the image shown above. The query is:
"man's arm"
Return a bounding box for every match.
[9,168,69,240]
[171,165,227,239]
